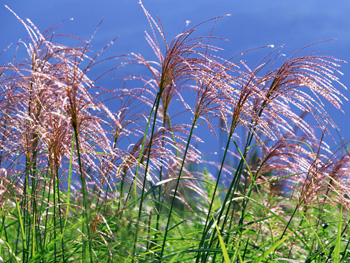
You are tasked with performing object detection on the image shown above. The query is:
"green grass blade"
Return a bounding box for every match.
[245,196,310,251]
[14,193,27,253]
[133,93,158,200]
[1,239,20,263]
[253,232,293,263]
[214,219,230,263]
[64,131,75,227]
[333,206,342,263]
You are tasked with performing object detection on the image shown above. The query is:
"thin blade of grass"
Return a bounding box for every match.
[332,206,342,263]
[253,232,293,263]
[214,220,230,263]
[14,193,27,255]
[64,132,75,227]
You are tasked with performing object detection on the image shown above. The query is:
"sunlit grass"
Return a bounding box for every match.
[1,2,350,262]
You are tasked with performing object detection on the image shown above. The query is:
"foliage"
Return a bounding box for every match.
[1,2,350,262]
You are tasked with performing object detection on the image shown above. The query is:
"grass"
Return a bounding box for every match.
[1,2,350,262]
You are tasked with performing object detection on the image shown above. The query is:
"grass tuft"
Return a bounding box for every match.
[1,2,350,262]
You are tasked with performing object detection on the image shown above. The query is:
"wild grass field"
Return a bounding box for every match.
[1,2,350,262]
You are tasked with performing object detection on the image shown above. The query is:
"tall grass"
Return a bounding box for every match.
[1,2,350,262]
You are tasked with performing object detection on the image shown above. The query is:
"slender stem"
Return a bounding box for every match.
[73,128,93,263]
[203,131,257,261]
[196,131,232,262]
[160,115,198,259]
[53,169,57,262]
[43,172,52,255]
[132,92,161,262]
[125,94,158,207]
[207,82,277,260]
[153,110,167,251]
[20,171,28,263]
[54,163,66,262]
[64,132,75,228]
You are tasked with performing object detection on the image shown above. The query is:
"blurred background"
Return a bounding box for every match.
[1,0,349,166]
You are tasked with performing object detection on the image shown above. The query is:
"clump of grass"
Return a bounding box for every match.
[1,2,350,262]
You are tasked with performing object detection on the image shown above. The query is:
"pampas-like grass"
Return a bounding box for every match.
[1,2,350,262]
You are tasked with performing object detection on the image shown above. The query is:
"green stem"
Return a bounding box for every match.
[196,131,232,262]
[125,94,158,207]
[132,92,161,262]
[204,118,262,261]
[159,115,198,259]
[73,128,93,263]
[153,110,167,251]
[64,132,75,228]
[53,169,57,262]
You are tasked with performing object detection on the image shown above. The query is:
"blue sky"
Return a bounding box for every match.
[1,0,350,152]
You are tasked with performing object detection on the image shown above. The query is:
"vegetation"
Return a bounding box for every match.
[1,2,350,262]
